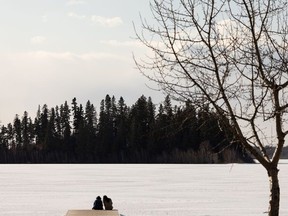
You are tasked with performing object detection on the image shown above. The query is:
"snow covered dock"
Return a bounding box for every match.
[65,210,119,216]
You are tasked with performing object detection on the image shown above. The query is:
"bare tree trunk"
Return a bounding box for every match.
[267,167,280,216]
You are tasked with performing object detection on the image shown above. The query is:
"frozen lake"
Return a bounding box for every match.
[0,162,288,216]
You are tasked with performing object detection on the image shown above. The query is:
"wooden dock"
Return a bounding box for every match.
[65,210,119,216]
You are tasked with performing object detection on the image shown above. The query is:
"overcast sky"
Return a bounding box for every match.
[0,0,165,125]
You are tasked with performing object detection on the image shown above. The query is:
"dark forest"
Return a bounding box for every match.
[0,95,253,163]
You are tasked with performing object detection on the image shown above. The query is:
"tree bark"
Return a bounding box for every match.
[267,167,280,216]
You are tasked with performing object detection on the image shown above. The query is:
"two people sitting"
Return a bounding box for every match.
[92,195,113,210]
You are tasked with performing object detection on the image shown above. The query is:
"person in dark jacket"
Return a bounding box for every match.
[103,195,113,210]
[92,196,103,210]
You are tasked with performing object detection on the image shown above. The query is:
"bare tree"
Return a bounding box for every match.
[135,0,288,215]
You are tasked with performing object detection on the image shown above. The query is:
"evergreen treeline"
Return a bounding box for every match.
[0,95,253,163]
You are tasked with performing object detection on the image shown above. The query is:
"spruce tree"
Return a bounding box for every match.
[45,107,57,151]
[0,125,8,151]
[115,97,129,156]
[13,115,22,148]
[129,95,150,151]
[60,101,71,152]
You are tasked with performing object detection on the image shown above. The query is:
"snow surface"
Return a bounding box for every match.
[0,162,287,216]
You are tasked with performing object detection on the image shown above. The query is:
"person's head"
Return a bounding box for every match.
[97,196,101,200]
[103,195,108,201]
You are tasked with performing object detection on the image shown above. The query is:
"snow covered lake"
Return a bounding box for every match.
[0,162,288,216]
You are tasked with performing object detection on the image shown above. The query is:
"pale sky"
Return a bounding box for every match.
[0,0,164,125]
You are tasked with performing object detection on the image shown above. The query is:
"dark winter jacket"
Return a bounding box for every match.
[92,196,103,210]
[103,195,113,210]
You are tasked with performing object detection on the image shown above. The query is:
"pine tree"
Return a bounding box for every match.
[147,97,155,131]
[21,111,30,149]
[13,114,22,148]
[85,100,97,134]
[7,123,14,150]
[84,100,97,157]
[71,97,78,134]
[45,107,57,151]
[163,95,173,117]
[34,106,41,147]
[153,103,168,154]
[129,95,150,150]
[55,106,62,140]
[179,100,200,150]
[60,101,71,152]
[38,104,49,149]
[115,97,129,155]
[98,95,114,157]
[0,125,8,151]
